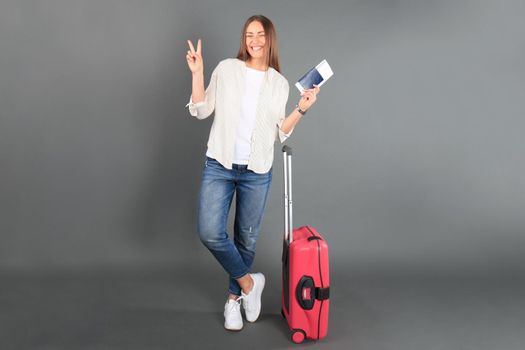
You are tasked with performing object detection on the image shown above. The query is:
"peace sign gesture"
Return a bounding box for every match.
[186,38,203,74]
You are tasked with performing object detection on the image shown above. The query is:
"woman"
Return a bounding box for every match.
[185,15,320,331]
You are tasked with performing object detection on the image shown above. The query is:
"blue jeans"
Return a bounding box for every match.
[197,156,273,296]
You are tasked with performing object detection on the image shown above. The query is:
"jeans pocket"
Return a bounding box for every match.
[205,157,222,170]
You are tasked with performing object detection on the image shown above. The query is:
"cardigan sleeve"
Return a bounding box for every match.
[277,79,293,143]
[185,62,220,119]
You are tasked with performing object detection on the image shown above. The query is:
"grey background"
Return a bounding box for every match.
[1,0,524,349]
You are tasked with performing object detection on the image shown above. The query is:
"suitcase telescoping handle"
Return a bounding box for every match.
[282,146,293,244]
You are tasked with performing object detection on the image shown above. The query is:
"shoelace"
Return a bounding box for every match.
[226,297,243,314]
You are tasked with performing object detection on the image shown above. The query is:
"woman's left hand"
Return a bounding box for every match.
[298,84,320,112]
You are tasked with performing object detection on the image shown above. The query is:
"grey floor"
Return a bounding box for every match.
[1,265,524,350]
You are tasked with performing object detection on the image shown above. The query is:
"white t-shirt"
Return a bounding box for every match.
[231,67,266,164]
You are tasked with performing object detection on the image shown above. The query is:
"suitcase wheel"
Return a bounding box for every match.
[291,329,306,344]
[281,308,285,319]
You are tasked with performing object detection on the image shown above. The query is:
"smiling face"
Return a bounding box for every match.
[236,15,281,72]
[245,21,266,60]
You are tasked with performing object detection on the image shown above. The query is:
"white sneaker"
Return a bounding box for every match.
[241,273,265,322]
[224,297,243,331]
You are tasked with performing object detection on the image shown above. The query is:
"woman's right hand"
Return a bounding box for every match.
[186,39,203,74]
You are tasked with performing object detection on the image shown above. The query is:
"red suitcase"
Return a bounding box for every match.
[281,146,330,344]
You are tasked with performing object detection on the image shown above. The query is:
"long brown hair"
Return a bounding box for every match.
[236,15,281,73]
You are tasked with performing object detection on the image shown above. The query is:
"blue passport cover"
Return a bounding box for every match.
[298,68,323,89]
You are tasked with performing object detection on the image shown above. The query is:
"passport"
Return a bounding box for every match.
[295,59,333,92]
